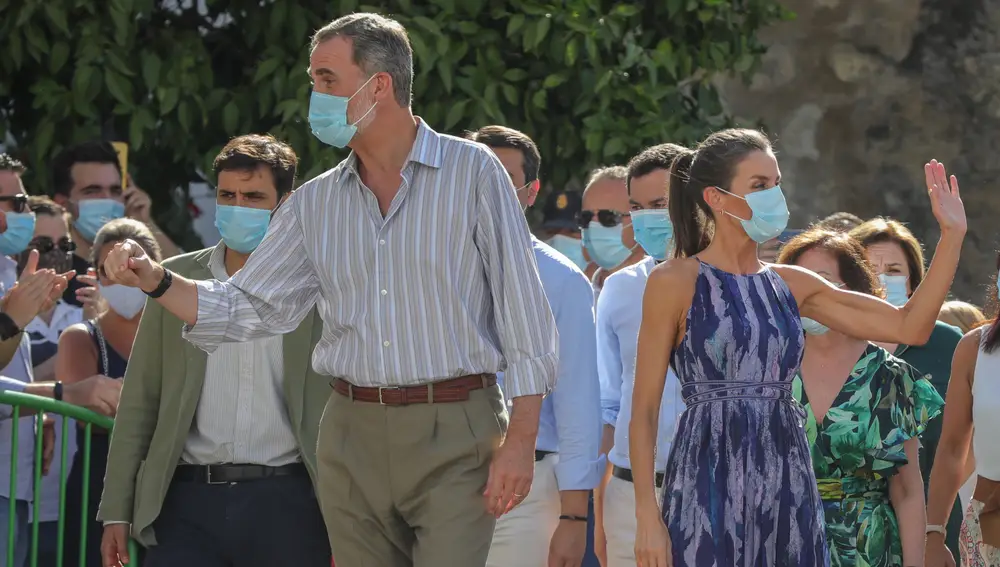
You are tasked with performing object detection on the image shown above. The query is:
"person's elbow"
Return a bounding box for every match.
[898,307,934,345]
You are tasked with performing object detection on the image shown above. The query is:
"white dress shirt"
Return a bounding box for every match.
[182,120,557,398]
[181,244,300,466]
[0,255,37,501]
[596,256,683,471]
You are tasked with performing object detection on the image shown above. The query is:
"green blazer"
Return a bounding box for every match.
[97,247,329,547]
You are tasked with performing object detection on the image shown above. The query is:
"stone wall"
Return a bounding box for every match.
[716,0,997,305]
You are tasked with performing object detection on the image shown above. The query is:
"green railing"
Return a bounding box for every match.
[1,391,139,567]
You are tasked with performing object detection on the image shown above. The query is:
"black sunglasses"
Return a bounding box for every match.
[0,194,28,214]
[29,237,76,254]
[576,209,624,229]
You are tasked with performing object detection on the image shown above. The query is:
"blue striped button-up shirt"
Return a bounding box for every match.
[183,120,558,398]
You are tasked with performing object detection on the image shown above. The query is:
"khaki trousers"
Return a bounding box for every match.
[603,474,664,567]
[316,383,508,567]
[486,453,561,566]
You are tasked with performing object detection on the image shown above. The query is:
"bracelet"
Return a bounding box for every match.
[559,514,588,522]
[53,382,63,402]
[926,524,946,536]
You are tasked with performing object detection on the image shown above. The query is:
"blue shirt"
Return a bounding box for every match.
[498,238,603,491]
[0,255,37,501]
[597,257,683,471]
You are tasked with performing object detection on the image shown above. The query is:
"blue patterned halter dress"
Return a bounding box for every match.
[661,261,829,566]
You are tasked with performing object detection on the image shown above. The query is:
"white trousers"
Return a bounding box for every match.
[603,473,664,567]
[486,454,561,567]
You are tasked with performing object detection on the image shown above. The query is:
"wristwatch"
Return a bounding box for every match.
[0,312,21,341]
[54,381,63,402]
[144,268,173,299]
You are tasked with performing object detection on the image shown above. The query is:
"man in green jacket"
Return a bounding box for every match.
[98,135,331,567]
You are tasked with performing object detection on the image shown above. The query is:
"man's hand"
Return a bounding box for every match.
[104,239,162,292]
[484,394,542,518]
[63,375,123,417]
[101,523,131,567]
[77,268,107,319]
[549,519,588,567]
[123,177,152,224]
[41,414,55,476]
[4,250,58,327]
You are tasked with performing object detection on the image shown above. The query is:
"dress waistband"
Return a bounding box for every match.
[816,476,889,502]
[682,381,802,416]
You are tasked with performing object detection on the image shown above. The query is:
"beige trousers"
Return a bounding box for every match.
[486,453,561,566]
[316,384,508,567]
[603,474,664,567]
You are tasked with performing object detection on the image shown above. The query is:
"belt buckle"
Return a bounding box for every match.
[205,467,228,485]
[378,386,400,405]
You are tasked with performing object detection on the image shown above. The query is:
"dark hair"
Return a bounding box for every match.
[27,195,64,217]
[625,143,687,192]
[777,229,881,297]
[812,211,864,233]
[466,126,541,184]
[50,141,122,197]
[0,153,26,174]
[668,128,772,258]
[311,13,413,107]
[213,134,298,199]
[849,217,926,291]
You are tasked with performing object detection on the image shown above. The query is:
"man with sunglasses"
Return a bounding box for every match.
[467,125,602,567]
[592,143,688,567]
[578,168,645,297]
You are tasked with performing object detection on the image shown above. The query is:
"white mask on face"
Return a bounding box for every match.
[100,284,147,319]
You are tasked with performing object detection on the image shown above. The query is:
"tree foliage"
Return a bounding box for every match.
[0,0,791,243]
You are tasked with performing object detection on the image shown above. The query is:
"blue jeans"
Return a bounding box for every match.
[0,496,28,567]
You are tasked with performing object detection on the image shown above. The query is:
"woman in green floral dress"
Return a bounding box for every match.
[778,229,945,567]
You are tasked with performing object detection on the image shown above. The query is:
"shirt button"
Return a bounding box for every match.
[380,289,387,296]
[379,239,385,245]
[383,340,390,347]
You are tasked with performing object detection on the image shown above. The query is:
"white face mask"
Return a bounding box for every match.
[99,284,147,320]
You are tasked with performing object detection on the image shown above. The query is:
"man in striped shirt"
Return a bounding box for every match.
[103,12,558,567]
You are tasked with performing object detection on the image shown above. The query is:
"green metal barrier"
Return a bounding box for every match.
[0,391,139,567]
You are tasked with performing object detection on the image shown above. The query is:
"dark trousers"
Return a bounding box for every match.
[144,473,331,567]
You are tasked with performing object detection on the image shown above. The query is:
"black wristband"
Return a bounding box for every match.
[0,312,21,341]
[559,514,588,523]
[144,268,173,299]
[54,381,63,402]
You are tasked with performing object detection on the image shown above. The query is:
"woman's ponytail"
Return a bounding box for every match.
[668,149,712,258]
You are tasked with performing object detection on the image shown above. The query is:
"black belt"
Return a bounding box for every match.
[173,462,307,485]
[612,465,664,488]
[535,450,554,462]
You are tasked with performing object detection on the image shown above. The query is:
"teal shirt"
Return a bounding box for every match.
[894,320,963,557]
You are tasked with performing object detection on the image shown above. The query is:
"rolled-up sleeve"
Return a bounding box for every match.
[596,279,623,427]
[183,192,321,353]
[551,271,604,490]
[473,151,557,398]
[0,376,27,421]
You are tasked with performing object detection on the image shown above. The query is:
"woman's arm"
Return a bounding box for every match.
[55,323,99,385]
[890,438,926,567]
[924,329,978,564]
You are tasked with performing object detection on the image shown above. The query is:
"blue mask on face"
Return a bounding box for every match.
[215,205,272,254]
[547,234,588,271]
[879,274,910,306]
[800,317,829,336]
[308,75,378,148]
[75,199,125,242]
[0,212,36,256]
[630,209,673,261]
[582,223,633,269]
[719,185,790,244]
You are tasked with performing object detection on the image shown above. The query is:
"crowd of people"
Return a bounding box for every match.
[0,9,998,567]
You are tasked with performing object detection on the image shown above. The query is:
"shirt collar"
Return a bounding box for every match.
[207,241,231,281]
[336,118,443,183]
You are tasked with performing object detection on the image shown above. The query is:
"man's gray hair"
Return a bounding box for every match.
[91,218,162,265]
[311,13,413,107]
[584,166,628,193]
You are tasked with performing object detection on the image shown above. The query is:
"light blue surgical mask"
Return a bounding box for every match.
[0,212,36,256]
[215,205,272,254]
[879,273,910,306]
[582,223,634,269]
[630,209,673,261]
[308,74,378,148]
[74,199,125,242]
[547,234,588,271]
[718,185,790,244]
[800,317,829,335]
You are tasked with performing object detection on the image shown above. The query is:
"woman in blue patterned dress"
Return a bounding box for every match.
[628,128,967,567]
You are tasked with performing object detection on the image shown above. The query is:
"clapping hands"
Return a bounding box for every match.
[2,249,75,328]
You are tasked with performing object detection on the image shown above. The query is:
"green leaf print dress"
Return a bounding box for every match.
[792,344,945,567]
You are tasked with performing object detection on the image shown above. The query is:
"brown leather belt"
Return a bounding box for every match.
[332,374,496,406]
